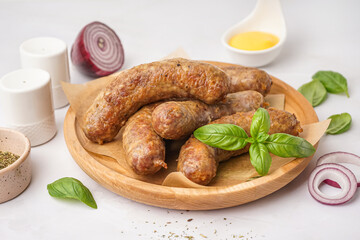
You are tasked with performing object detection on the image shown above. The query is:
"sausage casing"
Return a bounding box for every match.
[221,65,272,96]
[83,58,230,144]
[177,108,303,185]
[151,91,264,140]
[122,104,166,175]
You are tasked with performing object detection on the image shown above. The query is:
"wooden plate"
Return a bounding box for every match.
[63,61,318,210]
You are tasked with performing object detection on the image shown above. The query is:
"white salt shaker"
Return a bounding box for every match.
[0,68,57,146]
[20,37,70,109]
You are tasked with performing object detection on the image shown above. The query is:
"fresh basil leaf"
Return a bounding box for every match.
[47,177,97,209]
[250,108,270,138]
[194,124,249,151]
[313,71,349,97]
[264,133,315,158]
[298,80,327,107]
[256,133,269,143]
[246,137,255,144]
[249,142,272,176]
[326,113,352,134]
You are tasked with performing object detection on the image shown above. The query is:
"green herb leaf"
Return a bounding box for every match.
[246,137,255,144]
[326,113,352,135]
[298,79,327,107]
[249,142,272,176]
[250,108,270,138]
[264,133,315,158]
[47,177,97,209]
[194,124,249,151]
[313,71,349,97]
[256,133,270,143]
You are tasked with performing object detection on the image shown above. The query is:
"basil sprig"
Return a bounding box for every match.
[298,70,349,107]
[194,108,315,176]
[298,71,352,135]
[313,71,349,97]
[326,113,352,135]
[47,177,97,209]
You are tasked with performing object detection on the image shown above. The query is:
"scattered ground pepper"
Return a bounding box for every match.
[0,151,19,170]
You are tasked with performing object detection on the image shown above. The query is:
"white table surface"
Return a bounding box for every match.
[1,0,359,239]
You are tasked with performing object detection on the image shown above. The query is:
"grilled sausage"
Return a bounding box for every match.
[122,104,166,175]
[125,90,264,175]
[151,91,265,140]
[83,59,272,144]
[221,65,272,96]
[83,58,230,144]
[177,108,303,185]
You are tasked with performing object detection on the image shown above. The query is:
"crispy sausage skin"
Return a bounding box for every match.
[151,91,265,140]
[177,108,303,185]
[83,58,230,144]
[122,104,167,175]
[221,65,272,96]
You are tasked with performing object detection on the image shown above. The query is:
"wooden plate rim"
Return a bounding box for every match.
[63,61,318,210]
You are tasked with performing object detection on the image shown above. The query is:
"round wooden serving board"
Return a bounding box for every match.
[63,61,318,210]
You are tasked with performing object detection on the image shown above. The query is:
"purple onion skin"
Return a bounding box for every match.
[308,163,357,205]
[324,179,360,188]
[324,179,341,188]
[316,151,360,188]
[71,21,124,78]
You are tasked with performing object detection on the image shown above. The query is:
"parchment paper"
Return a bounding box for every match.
[62,48,330,188]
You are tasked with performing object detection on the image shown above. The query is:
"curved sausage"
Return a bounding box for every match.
[151,91,265,140]
[177,108,303,185]
[122,104,166,175]
[221,65,272,96]
[83,58,230,144]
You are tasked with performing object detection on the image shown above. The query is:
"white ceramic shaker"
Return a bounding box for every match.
[20,37,70,109]
[0,68,57,146]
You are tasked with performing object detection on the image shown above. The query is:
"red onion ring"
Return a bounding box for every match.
[71,21,124,77]
[316,151,360,188]
[308,163,357,205]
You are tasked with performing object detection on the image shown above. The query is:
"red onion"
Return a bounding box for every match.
[71,21,124,77]
[308,163,357,205]
[317,151,360,188]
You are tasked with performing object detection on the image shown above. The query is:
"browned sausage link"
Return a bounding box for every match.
[221,65,272,96]
[177,108,303,185]
[122,104,166,175]
[151,91,264,140]
[83,58,230,144]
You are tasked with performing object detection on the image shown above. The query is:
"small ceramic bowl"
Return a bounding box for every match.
[221,32,286,67]
[0,127,31,203]
[221,0,286,67]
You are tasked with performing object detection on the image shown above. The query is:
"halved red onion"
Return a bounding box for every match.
[71,21,124,77]
[308,163,357,205]
[317,151,360,188]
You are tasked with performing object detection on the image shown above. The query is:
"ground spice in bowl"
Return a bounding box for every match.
[0,151,20,170]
